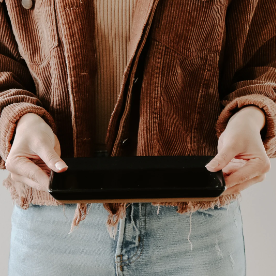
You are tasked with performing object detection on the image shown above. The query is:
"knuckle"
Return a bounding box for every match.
[33,146,57,165]
[33,181,47,192]
[262,160,271,173]
[239,175,249,183]
[5,158,16,172]
[220,151,228,161]
[5,154,14,171]
[229,185,241,194]
[218,146,235,163]
[10,173,15,181]
[44,151,58,165]
[215,154,227,166]
[234,187,242,194]
[5,160,12,171]
[34,183,42,191]
[259,174,266,182]
[27,170,39,183]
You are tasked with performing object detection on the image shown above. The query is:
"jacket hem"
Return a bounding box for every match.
[3,171,241,239]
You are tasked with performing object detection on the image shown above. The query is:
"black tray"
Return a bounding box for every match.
[48,156,226,203]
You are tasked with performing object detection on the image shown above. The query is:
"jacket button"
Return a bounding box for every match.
[121,138,129,148]
[22,0,33,9]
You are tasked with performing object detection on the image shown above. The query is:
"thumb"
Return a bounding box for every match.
[205,146,237,172]
[35,142,68,173]
[53,158,68,172]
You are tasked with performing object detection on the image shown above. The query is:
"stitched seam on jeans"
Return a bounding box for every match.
[120,235,144,266]
[115,204,146,266]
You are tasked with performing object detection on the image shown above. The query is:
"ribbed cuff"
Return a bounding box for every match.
[215,94,276,158]
[0,102,57,169]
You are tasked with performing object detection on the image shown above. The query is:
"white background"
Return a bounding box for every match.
[0,160,275,275]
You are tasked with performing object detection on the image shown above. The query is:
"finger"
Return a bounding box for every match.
[11,172,48,192]
[222,174,266,195]
[31,135,68,172]
[224,158,269,188]
[205,145,238,172]
[6,157,50,190]
[222,158,247,175]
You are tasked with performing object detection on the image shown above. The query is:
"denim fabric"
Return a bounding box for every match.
[8,150,246,275]
[8,199,246,276]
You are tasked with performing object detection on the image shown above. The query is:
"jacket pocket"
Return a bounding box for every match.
[189,50,221,153]
[150,0,228,58]
[154,43,220,155]
[6,0,59,65]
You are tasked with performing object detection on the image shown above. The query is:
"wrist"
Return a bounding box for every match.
[228,105,266,131]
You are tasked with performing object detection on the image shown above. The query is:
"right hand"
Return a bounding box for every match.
[5,113,68,192]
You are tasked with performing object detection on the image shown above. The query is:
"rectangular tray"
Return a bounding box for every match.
[48,156,226,203]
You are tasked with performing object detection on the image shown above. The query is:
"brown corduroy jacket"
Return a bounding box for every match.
[1,0,276,236]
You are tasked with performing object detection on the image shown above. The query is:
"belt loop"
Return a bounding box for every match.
[130,203,139,235]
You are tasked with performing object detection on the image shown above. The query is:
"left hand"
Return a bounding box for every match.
[205,106,271,195]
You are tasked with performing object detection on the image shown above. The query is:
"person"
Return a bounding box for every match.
[1,0,275,275]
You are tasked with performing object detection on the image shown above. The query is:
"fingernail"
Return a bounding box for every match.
[55,161,68,170]
[205,160,219,169]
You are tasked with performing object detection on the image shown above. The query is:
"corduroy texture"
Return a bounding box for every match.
[1,0,276,236]
[94,0,136,151]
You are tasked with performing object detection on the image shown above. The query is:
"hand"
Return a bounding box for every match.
[205,106,271,195]
[5,113,68,192]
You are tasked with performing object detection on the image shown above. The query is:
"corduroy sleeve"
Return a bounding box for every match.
[215,0,276,158]
[0,3,57,169]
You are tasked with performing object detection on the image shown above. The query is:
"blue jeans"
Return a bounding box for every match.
[8,199,246,275]
[8,150,246,275]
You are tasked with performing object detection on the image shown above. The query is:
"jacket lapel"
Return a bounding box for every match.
[128,0,157,62]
